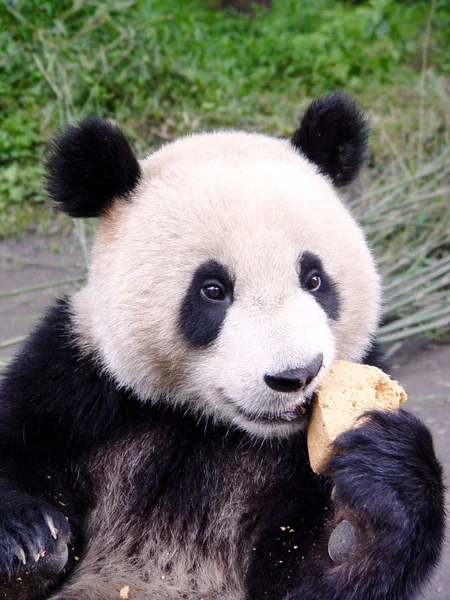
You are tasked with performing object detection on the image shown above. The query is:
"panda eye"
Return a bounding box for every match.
[201,280,227,302]
[306,272,322,292]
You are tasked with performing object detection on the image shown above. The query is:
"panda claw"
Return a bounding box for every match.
[330,485,337,502]
[34,549,45,562]
[45,514,59,540]
[15,545,27,565]
[31,537,46,562]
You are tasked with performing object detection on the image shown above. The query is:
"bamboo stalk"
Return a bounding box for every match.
[352,153,449,206]
[408,394,450,402]
[0,336,27,350]
[0,251,82,272]
[383,274,450,317]
[383,259,450,303]
[383,255,450,291]
[0,277,85,299]
[379,305,450,335]
[378,315,450,345]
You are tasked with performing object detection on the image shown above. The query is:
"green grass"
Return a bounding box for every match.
[0,0,449,345]
[0,0,449,236]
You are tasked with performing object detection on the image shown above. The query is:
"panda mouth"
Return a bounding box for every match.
[225,394,315,425]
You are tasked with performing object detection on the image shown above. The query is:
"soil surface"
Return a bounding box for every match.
[0,233,449,598]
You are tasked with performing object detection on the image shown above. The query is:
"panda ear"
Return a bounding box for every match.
[45,117,141,218]
[291,92,368,187]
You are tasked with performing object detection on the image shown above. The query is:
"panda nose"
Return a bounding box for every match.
[264,354,324,393]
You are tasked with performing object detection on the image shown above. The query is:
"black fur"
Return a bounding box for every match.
[179,260,234,347]
[0,298,444,599]
[0,299,136,598]
[291,92,368,187]
[45,118,141,218]
[299,251,340,320]
[361,339,388,371]
[246,409,445,600]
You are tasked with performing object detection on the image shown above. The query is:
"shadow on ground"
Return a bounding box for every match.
[1,233,449,598]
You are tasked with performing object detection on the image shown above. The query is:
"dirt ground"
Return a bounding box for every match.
[0,233,449,598]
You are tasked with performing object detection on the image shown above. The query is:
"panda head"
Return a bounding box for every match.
[46,92,381,439]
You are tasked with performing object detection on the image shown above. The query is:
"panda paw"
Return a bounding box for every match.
[284,413,444,600]
[0,495,71,578]
[328,409,444,536]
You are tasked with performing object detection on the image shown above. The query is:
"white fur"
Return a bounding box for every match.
[73,130,381,439]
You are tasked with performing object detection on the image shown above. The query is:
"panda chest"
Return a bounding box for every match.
[81,427,298,597]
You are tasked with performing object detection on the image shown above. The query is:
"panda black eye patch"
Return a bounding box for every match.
[299,251,340,321]
[179,260,234,347]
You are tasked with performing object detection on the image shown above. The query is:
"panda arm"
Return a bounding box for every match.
[0,296,122,579]
[246,411,445,600]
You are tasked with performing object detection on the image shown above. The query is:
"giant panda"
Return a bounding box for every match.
[0,93,444,600]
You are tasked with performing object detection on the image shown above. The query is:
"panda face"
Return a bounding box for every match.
[73,131,381,439]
